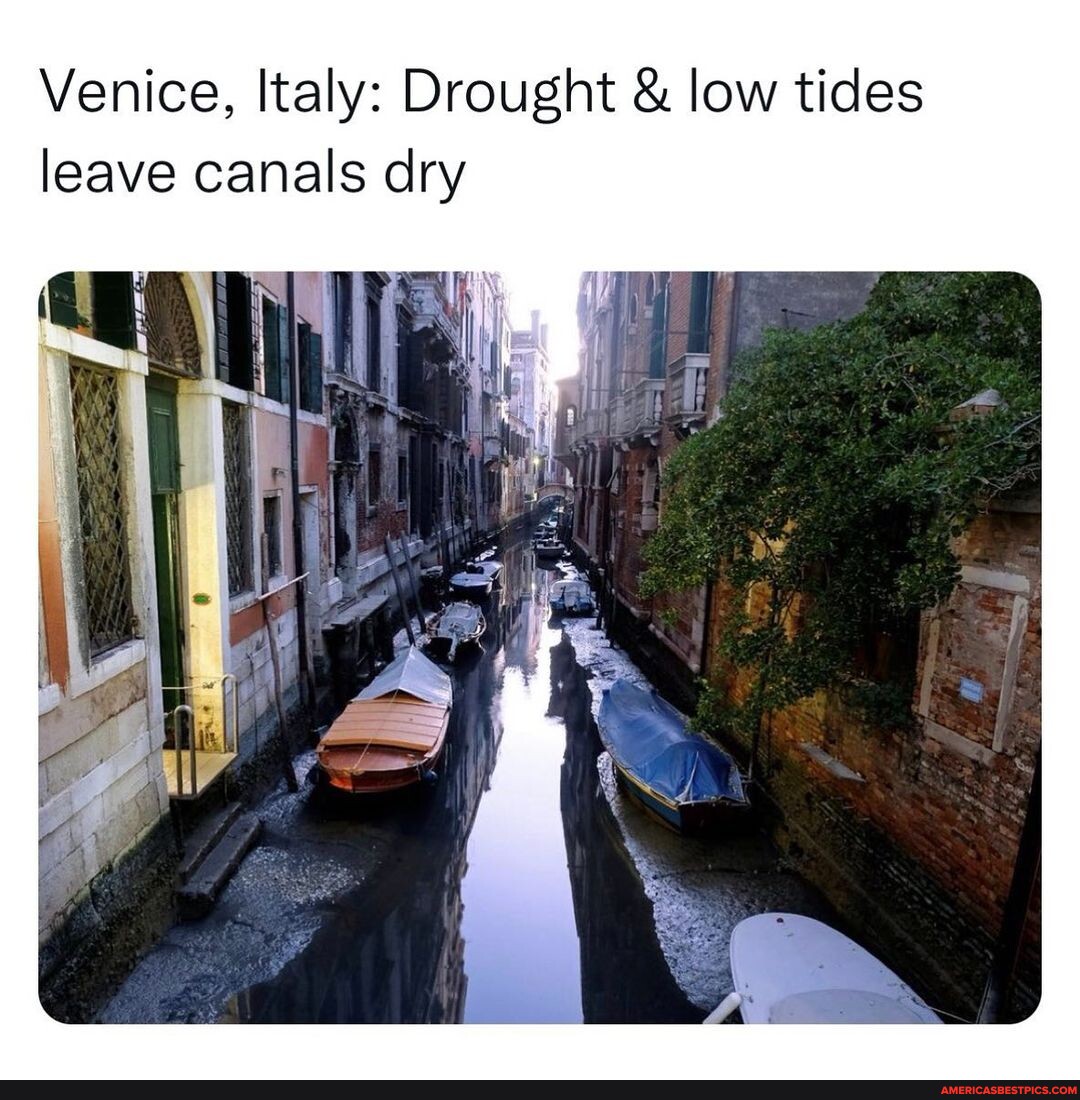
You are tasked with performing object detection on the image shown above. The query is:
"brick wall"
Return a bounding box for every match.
[702,503,1041,1019]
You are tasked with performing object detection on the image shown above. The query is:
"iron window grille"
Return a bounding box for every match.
[222,401,253,596]
[68,362,136,657]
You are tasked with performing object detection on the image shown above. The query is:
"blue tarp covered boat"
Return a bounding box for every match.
[597,679,750,833]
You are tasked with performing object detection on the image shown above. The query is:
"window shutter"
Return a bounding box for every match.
[277,304,291,404]
[48,273,79,328]
[213,272,230,383]
[91,272,136,349]
[234,275,255,390]
[308,332,323,413]
[263,298,281,401]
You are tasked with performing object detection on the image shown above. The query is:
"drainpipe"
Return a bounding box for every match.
[287,272,313,719]
[977,746,1041,1022]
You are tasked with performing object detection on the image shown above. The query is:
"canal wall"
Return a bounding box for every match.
[700,504,1042,1022]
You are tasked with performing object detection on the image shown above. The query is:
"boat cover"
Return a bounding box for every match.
[551,579,592,609]
[356,646,452,706]
[598,679,747,805]
[450,571,490,588]
[437,603,483,635]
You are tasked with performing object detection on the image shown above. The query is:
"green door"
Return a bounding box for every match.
[146,377,185,739]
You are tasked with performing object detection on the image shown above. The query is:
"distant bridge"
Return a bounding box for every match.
[536,483,572,502]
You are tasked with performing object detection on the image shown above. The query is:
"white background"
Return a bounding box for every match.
[2,0,1076,1080]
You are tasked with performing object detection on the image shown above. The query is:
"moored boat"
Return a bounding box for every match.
[466,557,502,586]
[315,647,453,794]
[703,913,943,1024]
[448,564,493,599]
[597,678,750,833]
[534,539,565,560]
[427,601,486,662]
[549,577,594,616]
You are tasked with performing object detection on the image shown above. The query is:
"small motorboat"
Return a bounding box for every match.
[315,647,453,794]
[532,520,558,542]
[448,563,493,599]
[549,577,594,616]
[597,679,750,833]
[466,557,502,586]
[534,539,565,560]
[703,913,943,1024]
[427,601,486,662]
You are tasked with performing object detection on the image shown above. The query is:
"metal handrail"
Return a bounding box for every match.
[221,673,240,756]
[170,704,195,798]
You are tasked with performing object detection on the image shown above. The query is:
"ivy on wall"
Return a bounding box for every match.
[640,272,1041,751]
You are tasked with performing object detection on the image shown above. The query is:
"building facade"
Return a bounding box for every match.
[38,269,554,1016]
[559,271,1041,1020]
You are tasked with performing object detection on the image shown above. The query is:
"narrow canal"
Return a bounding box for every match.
[225,530,699,1023]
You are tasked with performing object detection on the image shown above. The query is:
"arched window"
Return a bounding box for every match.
[145,272,201,377]
[629,293,639,325]
[644,274,655,308]
[565,405,577,428]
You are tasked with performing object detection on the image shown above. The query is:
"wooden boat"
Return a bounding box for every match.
[549,577,594,616]
[315,647,453,794]
[704,913,943,1024]
[448,564,493,599]
[534,539,565,560]
[427,601,486,662]
[597,679,750,833]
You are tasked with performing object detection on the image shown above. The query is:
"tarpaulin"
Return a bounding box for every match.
[598,679,747,805]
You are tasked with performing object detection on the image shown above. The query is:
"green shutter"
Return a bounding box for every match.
[47,273,79,329]
[307,332,323,413]
[263,297,281,401]
[91,272,136,349]
[277,304,291,404]
[213,272,230,383]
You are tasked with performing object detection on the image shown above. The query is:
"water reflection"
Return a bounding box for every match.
[226,533,697,1023]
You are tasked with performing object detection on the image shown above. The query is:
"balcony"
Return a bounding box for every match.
[611,392,629,437]
[668,352,710,428]
[624,378,665,439]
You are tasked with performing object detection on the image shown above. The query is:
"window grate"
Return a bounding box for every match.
[69,363,135,657]
[145,272,202,376]
[222,401,253,595]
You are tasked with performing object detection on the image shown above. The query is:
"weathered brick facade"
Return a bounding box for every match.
[704,499,1041,1019]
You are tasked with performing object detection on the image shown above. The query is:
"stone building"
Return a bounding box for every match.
[38,270,332,1014]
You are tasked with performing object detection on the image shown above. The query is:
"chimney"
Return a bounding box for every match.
[531,309,540,343]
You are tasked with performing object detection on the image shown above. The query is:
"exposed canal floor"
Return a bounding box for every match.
[99,528,826,1024]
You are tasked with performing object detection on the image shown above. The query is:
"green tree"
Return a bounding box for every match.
[640,273,1040,772]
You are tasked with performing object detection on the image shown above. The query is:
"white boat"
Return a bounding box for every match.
[704,913,943,1024]
[466,557,502,586]
[549,577,594,616]
[534,539,564,560]
[427,601,486,662]
[448,564,493,599]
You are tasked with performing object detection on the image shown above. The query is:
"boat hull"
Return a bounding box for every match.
[613,760,751,834]
[318,738,447,794]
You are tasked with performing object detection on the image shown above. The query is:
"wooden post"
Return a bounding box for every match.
[400,533,427,631]
[262,602,298,793]
[385,533,416,645]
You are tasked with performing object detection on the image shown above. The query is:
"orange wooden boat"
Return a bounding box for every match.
[316,647,453,794]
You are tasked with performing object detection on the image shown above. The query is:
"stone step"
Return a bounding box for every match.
[177,801,243,885]
[176,813,262,920]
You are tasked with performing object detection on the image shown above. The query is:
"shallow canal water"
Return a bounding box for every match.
[226,533,698,1023]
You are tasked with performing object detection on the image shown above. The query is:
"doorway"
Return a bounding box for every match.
[145,374,186,739]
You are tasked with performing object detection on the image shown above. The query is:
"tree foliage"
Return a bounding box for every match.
[640,272,1040,740]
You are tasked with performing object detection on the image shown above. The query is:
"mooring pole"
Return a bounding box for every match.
[400,533,427,632]
[385,533,416,645]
